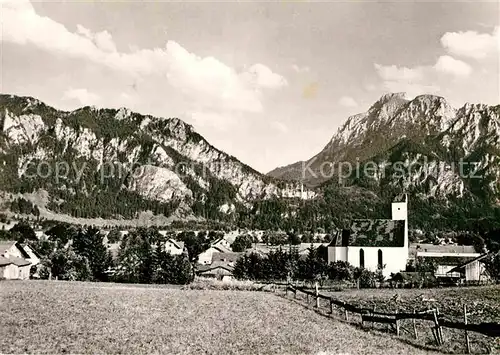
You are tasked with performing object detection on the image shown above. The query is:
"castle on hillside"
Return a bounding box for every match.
[327,194,409,277]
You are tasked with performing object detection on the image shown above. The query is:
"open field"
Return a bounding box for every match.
[308,286,500,354]
[0,281,444,355]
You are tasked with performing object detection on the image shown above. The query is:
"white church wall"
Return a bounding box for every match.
[346,246,408,278]
[327,246,347,264]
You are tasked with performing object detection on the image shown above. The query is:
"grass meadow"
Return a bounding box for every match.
[0,280,445,355]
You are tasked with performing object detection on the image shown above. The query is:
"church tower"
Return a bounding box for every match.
[391,194,408,248]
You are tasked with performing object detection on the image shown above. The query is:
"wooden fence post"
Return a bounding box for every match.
[464,304,470,354]
[396,310,400,336]
[432,309,441,346]
[315,282,319,308]
[329,297,333,314]
[413,308,418,339]
[437,308,444,344]
[344,302,349,321]
[372,306,376,329]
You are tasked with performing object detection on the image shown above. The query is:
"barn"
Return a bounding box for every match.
[0,241,33,280]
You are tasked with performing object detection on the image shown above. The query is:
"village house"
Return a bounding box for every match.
[0,241,33,280]
[408,243,481,280]
[211,237,232,250]
[164,239,185,255]
[196,264,234,281]
[195,251,242,280]
[197,243,232,265]
[328,194,409,277]
[211,251,241,267]
[447,252,497,283]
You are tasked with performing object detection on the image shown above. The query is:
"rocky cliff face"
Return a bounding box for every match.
[0,94,314,221]
[268,93,500,204]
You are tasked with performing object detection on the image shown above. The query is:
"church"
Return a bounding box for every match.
[327,194,409,277]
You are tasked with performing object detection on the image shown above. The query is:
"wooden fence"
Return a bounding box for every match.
[274,282,500,354]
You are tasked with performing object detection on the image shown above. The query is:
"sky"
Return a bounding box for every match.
[1,0,499,173]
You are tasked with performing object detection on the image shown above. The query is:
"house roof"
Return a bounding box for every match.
[409,244,477,258]
[347,219,405,247]
[0,256,12,266]
[21,244,41,260]
[0,241,17,254]
[196,264,234,274]
[297,243,328,253]
[212,244,232,253]
[212,252,241,263]
[7,256,31,267]
[448,251,499,273]
[0,241,32,259]
[166,239,185,250]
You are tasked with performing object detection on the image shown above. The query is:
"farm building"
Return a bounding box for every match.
[328,194,409,277]
[196,264,234,281]
[447,252,495,282]
[408,243,480,280]
[0,241,33,280]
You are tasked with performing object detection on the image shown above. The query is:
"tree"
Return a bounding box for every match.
[153,250,194,285]
[353,267,376,288]
[301,233,313,243]
[231,234,253,252]
[298,245,328,282]
[177,231,210,263]
[107,229,122,243]
[9,222,37,243]
[73,227,110,281]
[328,261,354,281]
[43,248,92,281]
[233,252,265,280]
[0,230,12,241]
[46,223,76,246]
[483,251,500,281]
[114,228,160,283]
[287,232,301,245]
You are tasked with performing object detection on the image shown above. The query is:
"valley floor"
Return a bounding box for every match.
[0,280,444,355]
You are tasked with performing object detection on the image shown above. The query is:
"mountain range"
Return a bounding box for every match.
[269,93,499,202]
[0,94,312,225]
[1,93,499,231]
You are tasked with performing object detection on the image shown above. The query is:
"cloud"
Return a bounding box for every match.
[1,0,287,113]
[338,96,358,108]
[63,88,100,106]
[440,26,500,59]
[434,55,472,77]
[374,64,424,82]
[291,64,310,73]
[374,63,438,98]
[76,24,117,53]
